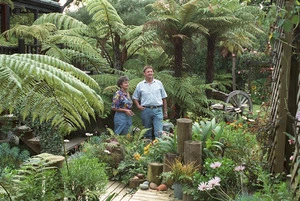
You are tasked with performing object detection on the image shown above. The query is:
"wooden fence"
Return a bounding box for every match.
[0,39,41,55]
[268,0,300,199]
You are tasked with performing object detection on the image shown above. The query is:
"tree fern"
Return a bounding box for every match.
[0,54,104,134]
[86,0,124,28]
[3,23,57,41]
[34,13,87,30]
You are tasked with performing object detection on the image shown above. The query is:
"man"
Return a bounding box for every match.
[132,65,168,140]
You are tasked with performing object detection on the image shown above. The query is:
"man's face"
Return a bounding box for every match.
[144,68,154,79]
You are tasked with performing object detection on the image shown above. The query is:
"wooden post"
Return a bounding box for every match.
[1,5,10,33]
[18,39,25,53]
[184,140,202,172]
[176,118,192,154]
[147,162,163,185]
[163,153,178,172]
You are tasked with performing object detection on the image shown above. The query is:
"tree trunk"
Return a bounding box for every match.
[114,33,122,70]
[173,37,183,78]
[247,61,252,93]
[173,37,184,118]
[232,54,236,90]
[205,35,216,99]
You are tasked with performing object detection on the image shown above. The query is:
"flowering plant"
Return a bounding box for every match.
[191,157,245,201]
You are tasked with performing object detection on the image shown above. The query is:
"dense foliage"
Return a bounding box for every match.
[0,0,298,200]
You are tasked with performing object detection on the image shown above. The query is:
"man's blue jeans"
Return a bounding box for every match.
[141,107,163,139]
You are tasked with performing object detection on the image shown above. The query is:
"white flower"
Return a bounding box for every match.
[234,165,245,172]
[210,162,222,169]
[85,133,93,137]
[296,111,300,121]
[104,150,111,154]
[208,177,221,188]
[198,182,210,191]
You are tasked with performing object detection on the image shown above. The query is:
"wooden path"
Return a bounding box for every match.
[99,181,175,201]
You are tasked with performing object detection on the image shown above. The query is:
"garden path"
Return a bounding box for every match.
[99,181,175,201]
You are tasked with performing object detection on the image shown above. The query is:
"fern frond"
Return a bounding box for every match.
[2,23,56,41]
[0,54,104,134]
[34,13,87,30]
[86,0,124,28]
[47,34,101,59]
[15,54,100,89]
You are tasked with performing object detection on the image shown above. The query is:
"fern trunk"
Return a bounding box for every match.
[205,35,216,99]
[114,33,122,70]
[173,37,183,118]
[173,37,183,78]
[232,54,237,90]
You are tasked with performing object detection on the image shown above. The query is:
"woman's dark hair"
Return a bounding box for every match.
[117,76,129,88]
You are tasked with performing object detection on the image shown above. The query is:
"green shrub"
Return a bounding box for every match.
[0,143,30,173]
[1,154,64,201]
[61,154,108,200]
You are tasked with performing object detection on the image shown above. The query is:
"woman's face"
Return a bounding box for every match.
[121,81,129,91]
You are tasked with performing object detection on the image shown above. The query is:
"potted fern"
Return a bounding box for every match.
[161,158,199,200]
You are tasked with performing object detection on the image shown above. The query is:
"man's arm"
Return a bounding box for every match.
[133,99,144,111]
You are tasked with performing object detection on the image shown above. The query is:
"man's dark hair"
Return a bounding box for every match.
[143,65,154,72]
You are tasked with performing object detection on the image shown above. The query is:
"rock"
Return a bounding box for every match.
[139,183,149,190]
[149,182,158,190]
[143,181,149,185]
[132,176,139,180]
[129,178,145,188]
[137,173,144,179]
[157,183,168,191]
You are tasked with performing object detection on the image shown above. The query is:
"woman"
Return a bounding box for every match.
[111,76,134,135]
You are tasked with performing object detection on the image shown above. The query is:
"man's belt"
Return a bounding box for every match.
[143,105,162,109]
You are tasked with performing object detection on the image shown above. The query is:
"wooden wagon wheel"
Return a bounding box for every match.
[224,90,253,122]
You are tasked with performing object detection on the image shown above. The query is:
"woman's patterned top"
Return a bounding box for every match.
[111,90,133,110]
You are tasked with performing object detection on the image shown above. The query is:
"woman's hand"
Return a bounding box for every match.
[125,109,134,116]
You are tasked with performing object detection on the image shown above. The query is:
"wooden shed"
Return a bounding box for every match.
[0,0,62,34]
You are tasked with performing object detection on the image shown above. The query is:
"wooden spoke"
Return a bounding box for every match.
[224,90,253,122]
